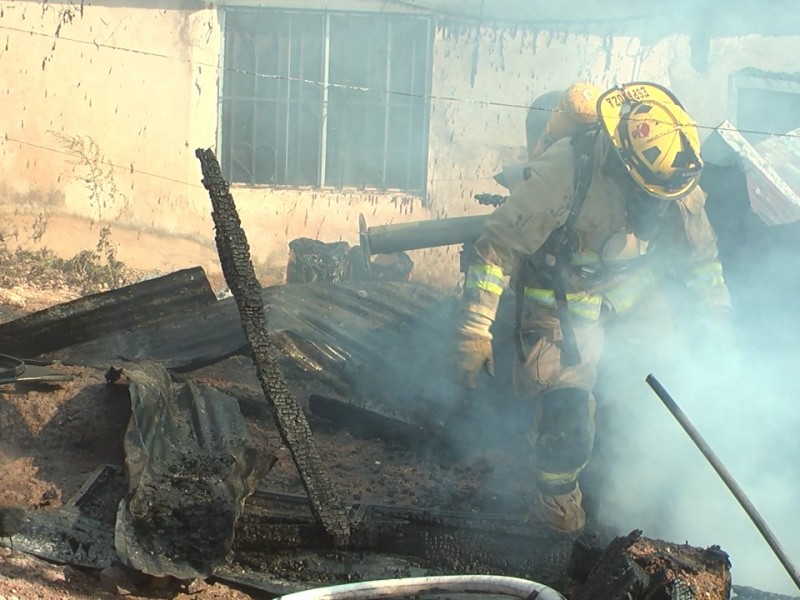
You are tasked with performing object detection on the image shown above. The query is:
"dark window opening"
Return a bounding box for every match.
[220,9,432,194]
[733,72,800,146]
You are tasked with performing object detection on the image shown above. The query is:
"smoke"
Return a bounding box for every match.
[352,190,800,595]
[321,1,800,594]
[346,287,542,516]
[593,269,800,595]
[357,174,800,595]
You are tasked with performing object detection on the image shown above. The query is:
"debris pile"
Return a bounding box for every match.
[126,453,238,569]
[287,238,353,284]
[287,236,414,284]
[572,530,731,599]
[112,361,271,579]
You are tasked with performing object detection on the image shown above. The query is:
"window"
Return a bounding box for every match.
[730,70,800,146]
[220,9,432,194]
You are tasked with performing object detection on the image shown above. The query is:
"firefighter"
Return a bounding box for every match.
[454,82,731,534]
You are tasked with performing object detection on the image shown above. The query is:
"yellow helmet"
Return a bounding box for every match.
[597,82,703,199]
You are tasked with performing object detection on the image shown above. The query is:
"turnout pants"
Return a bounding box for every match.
[513,305,605,494]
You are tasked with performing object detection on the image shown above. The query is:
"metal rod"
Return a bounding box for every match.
[319,13,331,186]
[646,374,800,591]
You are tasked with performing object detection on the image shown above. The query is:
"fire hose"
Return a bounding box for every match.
[276,575,566,600]
[646,375,800,592]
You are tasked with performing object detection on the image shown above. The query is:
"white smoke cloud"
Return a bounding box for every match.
[594,297,800,595]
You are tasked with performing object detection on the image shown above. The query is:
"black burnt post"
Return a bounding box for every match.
[195,148,350,545]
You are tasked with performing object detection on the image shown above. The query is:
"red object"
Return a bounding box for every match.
[633,122,650,139]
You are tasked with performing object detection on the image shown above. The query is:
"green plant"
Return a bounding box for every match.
[0,230,136,296]
[63,227,132,293]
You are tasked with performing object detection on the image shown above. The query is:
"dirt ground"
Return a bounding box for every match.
[0,260,246,598]
[0,259,536,599]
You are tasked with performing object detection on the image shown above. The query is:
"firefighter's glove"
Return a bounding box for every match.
[454,311,495,389]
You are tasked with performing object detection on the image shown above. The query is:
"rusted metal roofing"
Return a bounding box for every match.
[702,121,800,226]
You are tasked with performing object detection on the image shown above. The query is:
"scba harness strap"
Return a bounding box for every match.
[514,130,598,367]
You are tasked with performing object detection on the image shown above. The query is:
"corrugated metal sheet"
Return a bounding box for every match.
[115,361,271,579]
[702,121,800,226]
[43,280,462,433]
[0,267,217,358]
[46,281,451,373]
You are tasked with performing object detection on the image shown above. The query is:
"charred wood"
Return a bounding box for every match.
[233,491,575,587]
[572,529,731,600]
[308,394,434,446]
[195,148,350,545]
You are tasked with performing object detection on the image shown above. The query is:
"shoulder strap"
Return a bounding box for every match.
[565,129,598,232]
[513,129,598,366]
[544,129,598,266]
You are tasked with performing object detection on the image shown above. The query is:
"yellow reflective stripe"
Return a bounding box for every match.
[466,264,505,296]
[686,261,725,288]
[538,462,588,485]
[469,263,504,278]
[602,268,656,314]
[570,250,600,268]
[524,288,603,321]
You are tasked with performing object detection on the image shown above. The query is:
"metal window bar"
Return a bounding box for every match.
[320,13,331,188]
[404,34,417,190]
[420,16,434,198]
[216,9,228,181]
[283,16,292,183]
[381,19,392,188]
[253,33,262,184]
[277,15,288,184]
[221,9,429,193]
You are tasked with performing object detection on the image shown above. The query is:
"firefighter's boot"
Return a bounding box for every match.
[528,482,586,534]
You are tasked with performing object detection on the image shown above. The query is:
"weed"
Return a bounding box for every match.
[0,231,137,296]
[49,132,130,226]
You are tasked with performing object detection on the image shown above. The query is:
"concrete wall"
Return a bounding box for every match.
[0,0,798,286]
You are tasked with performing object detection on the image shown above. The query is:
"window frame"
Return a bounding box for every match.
[217,6,434,196]
[728,70,800,141]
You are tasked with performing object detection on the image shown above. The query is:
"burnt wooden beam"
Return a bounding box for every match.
[0,267,216,358]
[195,148,350,545]
[32,467,741,598]
[233,490,575,587]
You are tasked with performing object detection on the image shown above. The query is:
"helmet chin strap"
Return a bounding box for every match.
[600,149,669,241]
[624,188,669,241]
[601,144,637,192]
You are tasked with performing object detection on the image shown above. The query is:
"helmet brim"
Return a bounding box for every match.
[627,165,699,199]
[597,82,699,199]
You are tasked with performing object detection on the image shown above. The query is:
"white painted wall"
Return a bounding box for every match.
[0,0,797,284]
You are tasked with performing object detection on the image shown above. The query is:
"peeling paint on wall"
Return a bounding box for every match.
[1,2,799,284]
